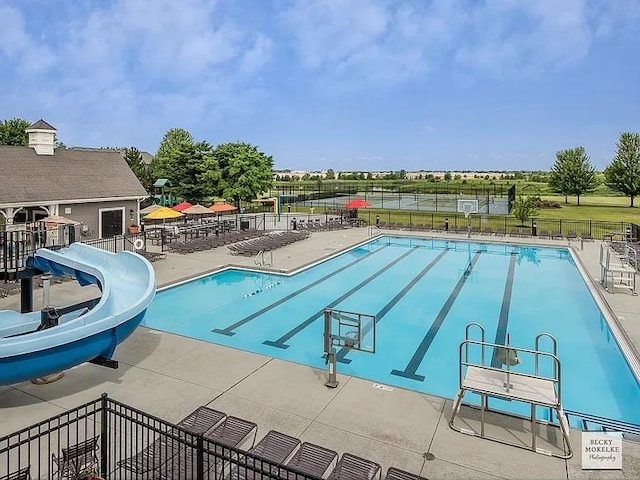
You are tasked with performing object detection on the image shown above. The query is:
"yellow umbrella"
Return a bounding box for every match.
[143,206,184,220]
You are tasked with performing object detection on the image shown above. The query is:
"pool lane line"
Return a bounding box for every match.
[263,247,420,349]
[212,245,389,336]
[335,248,451,364]
[490,252,518,368]
[390,250,483,382]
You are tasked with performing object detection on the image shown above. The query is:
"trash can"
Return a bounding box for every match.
[445,218,449,231]
[292,218,297,231]
[532,223,537,236]
[240,219,250,231]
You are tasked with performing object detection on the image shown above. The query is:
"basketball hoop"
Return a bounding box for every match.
[462,203,474,219]
[457,200,479,219]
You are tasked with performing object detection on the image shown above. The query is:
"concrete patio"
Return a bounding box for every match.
[1,227,639,479]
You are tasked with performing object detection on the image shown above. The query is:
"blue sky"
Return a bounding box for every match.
[1,0,638,171]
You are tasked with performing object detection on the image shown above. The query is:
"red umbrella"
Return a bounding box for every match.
[344,198,371,209]
[209,203,237,213]
[172,201,193,212]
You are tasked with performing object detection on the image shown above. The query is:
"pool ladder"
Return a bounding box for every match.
[254,250,273,267]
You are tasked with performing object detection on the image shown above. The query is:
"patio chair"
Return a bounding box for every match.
[0,466,30,480]
[52,436,99,480]
[327,453,382,480]
[118,406,226,474]
[281,442,338,479]
[230,430,301,480]
[385,467,429,480]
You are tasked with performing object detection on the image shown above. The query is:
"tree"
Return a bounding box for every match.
[167,141,220,203]
[325,168,335,180]
[443,172,452,181]
[212,142,274,206]
[511,195,538,225]
[153,128,195,181]
[550,147,597,205]
[0,118,30,146]
[605,132,640,206]
[124,147,154,192]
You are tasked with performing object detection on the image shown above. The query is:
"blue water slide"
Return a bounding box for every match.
[0,243,156,386]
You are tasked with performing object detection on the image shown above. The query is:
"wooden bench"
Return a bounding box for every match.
[52,436,99,479]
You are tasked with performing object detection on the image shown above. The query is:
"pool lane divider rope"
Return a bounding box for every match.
[490,252,518,368]
[336,248,451,364]
[391,250,483,382]
[212,245,389,336]
[263,246,421,349]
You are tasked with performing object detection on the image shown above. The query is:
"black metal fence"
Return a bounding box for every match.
[83,232,146,254]
[359,211,639,241]
[0,394,320,480]
[273,180,512,200]
[0,232,146,280]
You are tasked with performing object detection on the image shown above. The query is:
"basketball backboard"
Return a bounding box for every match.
[457,199,479,218]
[323,309,376,354]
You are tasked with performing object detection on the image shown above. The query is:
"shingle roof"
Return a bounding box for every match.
[0,146,149,204]
[26,119,56,131]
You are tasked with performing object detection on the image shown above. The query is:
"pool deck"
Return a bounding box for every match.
[1,228,639,479]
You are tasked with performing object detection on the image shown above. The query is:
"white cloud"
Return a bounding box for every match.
[280,0,638,83]
[0,0,275,150]
[0,4,57,73]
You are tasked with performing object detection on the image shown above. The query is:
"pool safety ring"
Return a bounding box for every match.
[134,238,144,250]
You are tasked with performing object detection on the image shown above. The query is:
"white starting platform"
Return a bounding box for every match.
[449,324,572,458]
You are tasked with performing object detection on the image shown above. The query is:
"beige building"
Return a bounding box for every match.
[0,120,149,239]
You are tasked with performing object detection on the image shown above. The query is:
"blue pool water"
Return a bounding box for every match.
[142,236,640,426]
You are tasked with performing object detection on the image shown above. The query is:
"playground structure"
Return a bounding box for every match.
[152,179,179,207]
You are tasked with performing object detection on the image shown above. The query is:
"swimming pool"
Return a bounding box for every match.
[142,236,640,426]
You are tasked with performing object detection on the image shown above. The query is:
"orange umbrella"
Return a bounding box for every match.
[209,203,237,213]
[172,201,193,212]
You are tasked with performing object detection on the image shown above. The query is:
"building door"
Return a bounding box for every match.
[101,210,123,238]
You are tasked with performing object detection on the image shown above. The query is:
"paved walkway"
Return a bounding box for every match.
[1,228,639,479]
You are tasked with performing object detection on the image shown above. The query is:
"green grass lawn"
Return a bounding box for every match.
[537,195,639,222]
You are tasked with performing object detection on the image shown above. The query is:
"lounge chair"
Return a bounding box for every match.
[385,466,429,480]
[580,232,593,241]
[119,406,226,474]
[52,436,99,480]
[566,231,578,240]
[551,230,562,240]
[205,416,258,452]
[230,430,301,480]
[153,416,258,479]
[328,453,382,480]
[281,442,338,479]
[537,229,550,238]
[0,466,30,480]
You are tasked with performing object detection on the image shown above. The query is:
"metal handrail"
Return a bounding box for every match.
[534,333,557,378]
[458,338,562,404]
[465,323,485,366]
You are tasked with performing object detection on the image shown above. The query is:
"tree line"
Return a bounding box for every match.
[549,132,640,206]
[2,117,639,207]
[124,128,273,207]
